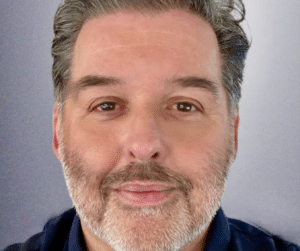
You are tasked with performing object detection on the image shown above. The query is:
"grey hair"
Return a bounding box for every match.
[52,0,250,112]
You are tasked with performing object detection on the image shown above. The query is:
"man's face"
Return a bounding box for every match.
[53,10,238,251]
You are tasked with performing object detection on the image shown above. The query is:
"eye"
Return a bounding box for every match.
[165,98,204,120]
[91,99,126,119]
[173,102,197,112]
[97,101,119,111]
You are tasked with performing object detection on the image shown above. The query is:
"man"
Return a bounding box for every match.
[3,0,299,250]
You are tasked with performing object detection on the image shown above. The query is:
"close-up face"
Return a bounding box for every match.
[53,9,238,251]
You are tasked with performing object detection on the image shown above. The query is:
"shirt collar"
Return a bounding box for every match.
[67,207,231,251]
[204,207,231,251]
[67,214,83,251]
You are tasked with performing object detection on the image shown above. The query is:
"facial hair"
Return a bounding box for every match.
[59,132,234,251]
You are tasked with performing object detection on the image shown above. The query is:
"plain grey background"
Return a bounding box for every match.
[0,0,299,249]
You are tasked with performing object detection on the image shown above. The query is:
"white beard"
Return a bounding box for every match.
[59,130,234,251]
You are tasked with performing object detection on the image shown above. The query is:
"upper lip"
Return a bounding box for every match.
[116,181,174,192]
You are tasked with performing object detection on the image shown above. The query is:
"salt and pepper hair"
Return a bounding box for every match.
[52,0,250,112]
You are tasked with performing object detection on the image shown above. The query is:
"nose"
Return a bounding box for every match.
[123,111,168,162]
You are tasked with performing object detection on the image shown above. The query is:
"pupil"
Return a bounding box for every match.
[101,102,115,110]
[178,103,192,112]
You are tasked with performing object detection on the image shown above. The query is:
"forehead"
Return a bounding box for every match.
[75,10,215,45]
[72,9,221,80]
[74,10,217,48]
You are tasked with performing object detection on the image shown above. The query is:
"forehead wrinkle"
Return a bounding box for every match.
[76,30,201,54]
[88,44,197,54]
[105,30,202,45]
[72,10,222,96]
[75,13,218,56]
[84,9,214,38]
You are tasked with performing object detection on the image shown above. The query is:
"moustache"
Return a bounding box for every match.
[99,161,193,199]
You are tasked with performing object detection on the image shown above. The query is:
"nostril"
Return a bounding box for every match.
[152,152,159,158]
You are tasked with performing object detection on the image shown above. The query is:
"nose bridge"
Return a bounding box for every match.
[133,109,158,142]
[124,106,166,162]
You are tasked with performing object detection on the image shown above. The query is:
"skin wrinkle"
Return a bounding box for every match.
[83,31,202,53]
[74,44,219,72]
[88,29,201,43]
[73,12,221,82]
[83,10,211,42]
[110,30,201,42]
[79,44,197,53]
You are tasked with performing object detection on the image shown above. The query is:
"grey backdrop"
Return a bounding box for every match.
[0,0,299,249]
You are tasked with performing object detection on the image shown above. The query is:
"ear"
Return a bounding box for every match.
[52,102,61,162]
[233,114,240,159]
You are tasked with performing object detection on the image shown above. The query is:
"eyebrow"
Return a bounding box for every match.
[69,75,124,99]
[69,75,220,99]
[170,76,220,98]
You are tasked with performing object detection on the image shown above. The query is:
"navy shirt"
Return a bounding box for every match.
[3,207,299,251]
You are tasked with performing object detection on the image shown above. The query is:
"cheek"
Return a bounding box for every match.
[63,120,122,174]
[164,119,228,175]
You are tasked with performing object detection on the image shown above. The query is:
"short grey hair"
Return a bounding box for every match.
[52,0,250,112]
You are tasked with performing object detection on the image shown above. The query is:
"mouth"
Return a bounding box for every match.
[114,181,175,207]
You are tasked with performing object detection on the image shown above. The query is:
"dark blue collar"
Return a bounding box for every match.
[66,207,230,251]
[66,215,83,251]
[204,208,231,251]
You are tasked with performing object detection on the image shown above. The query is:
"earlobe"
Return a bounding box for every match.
[234,114,240,159]
[52,103,61,162]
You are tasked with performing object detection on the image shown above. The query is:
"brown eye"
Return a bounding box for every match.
[175,102,196,112]
[97,102,118,111]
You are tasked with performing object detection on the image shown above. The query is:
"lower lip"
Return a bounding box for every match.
[115,189,174,207]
